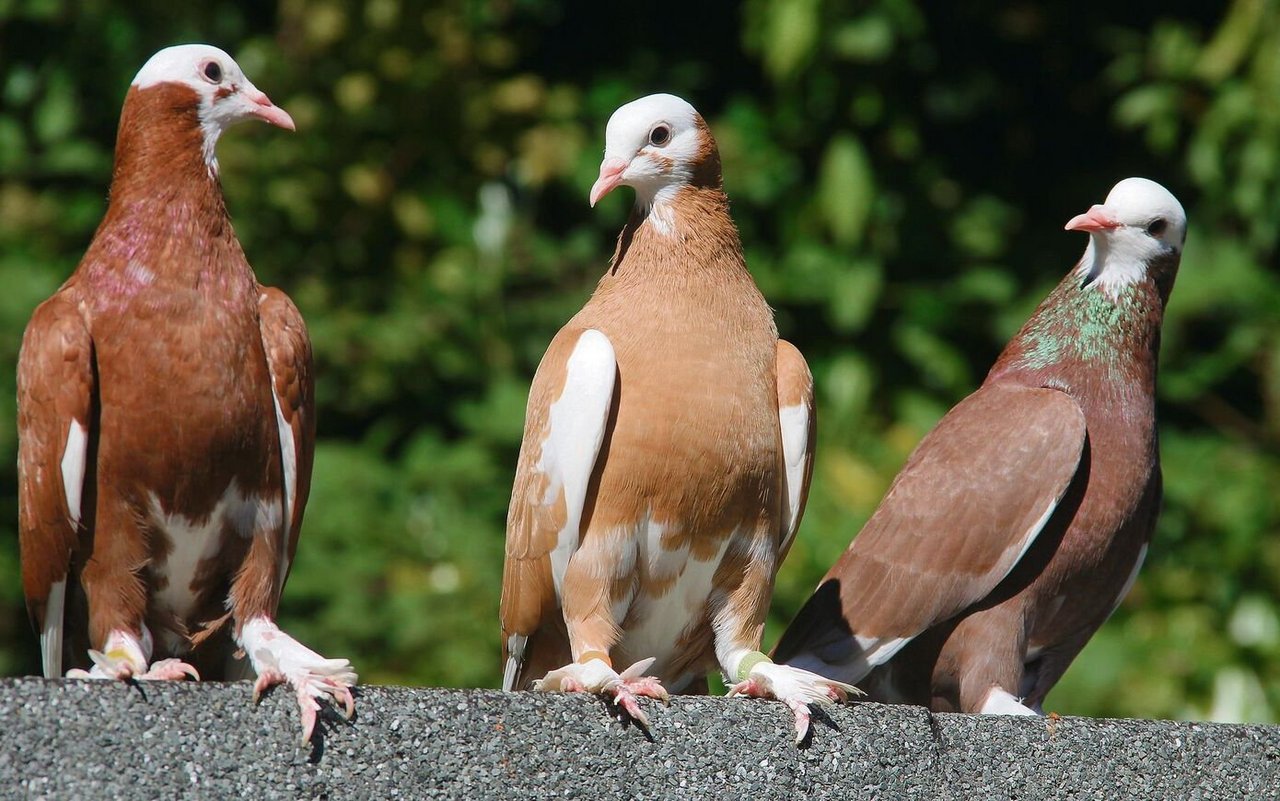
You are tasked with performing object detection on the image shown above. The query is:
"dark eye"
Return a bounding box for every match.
[202,61,223,83]
[648,125,671,147]
[1146,218,1167,236]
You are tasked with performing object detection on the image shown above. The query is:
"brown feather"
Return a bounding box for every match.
[774,385,1086,670]
[777,251,1175,711]
[501,117,796,691]
[16,79,309,675]
[17,296,96,644]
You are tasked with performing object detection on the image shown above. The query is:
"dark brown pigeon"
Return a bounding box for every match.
[17,44,353,742]
[774,177,1185,715]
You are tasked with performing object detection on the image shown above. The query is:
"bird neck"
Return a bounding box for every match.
[989,267,1170,394]
[606,184,750,286]
[634,144,723,236]
[111,85,222,189]
[84,85,245,289]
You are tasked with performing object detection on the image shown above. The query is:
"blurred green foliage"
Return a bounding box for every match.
[0,0,1277,721]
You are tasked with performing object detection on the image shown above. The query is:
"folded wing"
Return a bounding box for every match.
[775,383,1087,682]
[500,328,617,690]
[18,295,96,678]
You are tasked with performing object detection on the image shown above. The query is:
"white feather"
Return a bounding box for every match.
[1012,496,1060,569]
[980,687,1038,716]
[539,329,617,600]
[148,483,282,622]
[238,616,356,685]
[59,420,87,527]
[40,579,66,679]
[627,527,734,677]
[777,402,810,554]
[502,634,528,692]
[1107,542,1149,619]
[271,390,297,586]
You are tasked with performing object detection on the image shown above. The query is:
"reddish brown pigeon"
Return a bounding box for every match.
[500,93,853,743]
[17,44,354,742]
[774,177,1185,715]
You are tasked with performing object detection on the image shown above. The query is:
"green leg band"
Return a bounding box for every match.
[736,651,773,683]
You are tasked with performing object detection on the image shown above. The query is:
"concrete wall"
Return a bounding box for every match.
[2,678,1277,799]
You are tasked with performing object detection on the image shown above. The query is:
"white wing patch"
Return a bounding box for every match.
[44,419,87,678]
[40,579,66,679]
[854,635,912,669]
[539,329,617,601]
[60,420,87,527]
[777,402,810,554]
[270,390,297,586]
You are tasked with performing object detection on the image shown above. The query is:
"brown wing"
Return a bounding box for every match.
[18,293,95,678]
[500,327,616,690]
[775,339,816,563]
[258,287,316,575]
[774,383,1086,679]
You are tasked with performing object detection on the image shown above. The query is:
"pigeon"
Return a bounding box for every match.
[17,44,354,742]
[773,177,1185,715]
[500,93,854,742]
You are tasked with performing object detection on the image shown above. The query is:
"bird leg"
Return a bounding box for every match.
[727,654,860,745]
[534,655,669,727]
[65,628,200,682]
[239,616,357,744]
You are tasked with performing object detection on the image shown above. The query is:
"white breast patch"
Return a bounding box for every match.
[148,483,284,624]
[622,523,734,672]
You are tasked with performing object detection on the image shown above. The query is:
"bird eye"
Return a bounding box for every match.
[1146,218,1167,236]
[648,125,671,147]
[202,60,223,83]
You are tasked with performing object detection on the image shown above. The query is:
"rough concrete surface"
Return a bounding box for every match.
[1,677,1277,799]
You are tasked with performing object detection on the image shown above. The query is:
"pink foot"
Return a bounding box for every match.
[68,646,198,683]
[536,656,669,727]
[253,666,355,743]
[137,658,201,682]
[728,661,859,745]
[240,618,357,745]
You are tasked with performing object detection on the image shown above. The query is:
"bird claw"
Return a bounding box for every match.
[621,675,670,705]
[611,686,651,727]
[728,661,860,745]
[252,665,357,744]
[239,617,358,745]
[137,658,201,682]
[535,656,668,726]
[252,668,286,705]
[70,649,198,683]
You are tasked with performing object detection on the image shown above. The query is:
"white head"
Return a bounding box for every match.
[131,44,295,170]
[589,94,713,227]
[1065,177,1186,295]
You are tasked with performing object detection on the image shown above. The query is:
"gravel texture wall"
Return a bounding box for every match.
[2,678,1277,799]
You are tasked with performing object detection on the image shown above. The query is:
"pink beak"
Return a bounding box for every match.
[1064,204,1119,233]
[244,86,296,132]
[589,157,628,207]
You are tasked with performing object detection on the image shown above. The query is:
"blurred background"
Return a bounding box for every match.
[0,0,1277,722]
